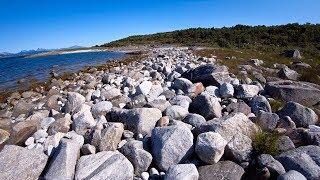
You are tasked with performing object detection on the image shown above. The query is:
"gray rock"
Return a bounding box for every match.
[195,132,227,164]
[236,84,260,99]
[199,113,259,142]
[278,66,300,80]
[81,144,96,155]
[164,164,199,180]
[189,93,222,120]
[258,154,286,176]
[41,117,55,130]
[146,83,163,102]
[277,136,295,153]
[0,129,10,144]
[146,99,171,112]
[224,100,251,115]
[306,125,320,146]
[126,94,147,109]
[48,113,72,135]
[136,81,153,95]
[225,133,252,162]
[120,140,152,175]
[0,145,48,180]
[265,80,320,106]
[91,101,113,118]
[198,161,245,180]
[256,111,279,131]
[172,78,193,94]
[250,95,272,115]
[219,83,234,98]
[182,113,206,128]
[183,64,232,86]
[277,170,307,180]
[98,122,124,151]
[277,101,318,128]
[205,86,220,97]
[91,89,101,100]
[75,151,134,180]
[45,132,84,180]
[277,145,320,179]
[12,99,35,117]
[65,92,85,114]
[164,105,189,120]
[151,125,194,171]
[72,104,96,135]
[118,108,162,136]
[100,87,122,101]
[169,95,192,109]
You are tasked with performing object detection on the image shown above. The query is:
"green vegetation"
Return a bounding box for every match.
[100,23,320,60]
[269,99,285,112]
[252,131,280,156]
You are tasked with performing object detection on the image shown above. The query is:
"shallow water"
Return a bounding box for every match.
[0,51,125,91]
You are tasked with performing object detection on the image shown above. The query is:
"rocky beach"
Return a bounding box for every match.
[0,47,319,180]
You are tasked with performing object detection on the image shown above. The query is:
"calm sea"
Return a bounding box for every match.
[0,51,125,91]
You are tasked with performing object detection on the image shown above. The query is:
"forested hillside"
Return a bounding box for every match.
[100,23,320,57]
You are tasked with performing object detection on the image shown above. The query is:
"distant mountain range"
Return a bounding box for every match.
[0,45,85,59]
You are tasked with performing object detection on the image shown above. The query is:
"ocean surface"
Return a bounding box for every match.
[0,51,125,91]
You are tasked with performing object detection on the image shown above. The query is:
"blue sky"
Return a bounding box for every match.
[0,0,319,53]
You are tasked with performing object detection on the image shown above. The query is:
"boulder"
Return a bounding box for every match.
[75,151,134,180]
[219,83,234,98]
[48,113,72,135]
[64,92,85,114]
[0,145,48,180]
[235,84,260,99]
[151,125,194,171]
[182,64,232,86]
[277,101,318,128]
[164,164,199,180]
[118,108,162,136]
[172,78,193,93]
[195,132,227,164]
[81,144,96,155]
[8,121,37,145]
[45,132,84,180]
[146,99,171,112]
[250,95,271,115]
[120,140,152,175]
[169,95,192,109]
[277,170,307,180]
[198,161,245,180]
[12,99,34,117]
[198,113,259,142]
[256,111,279,131]
[91,101,113,118]
[99,122,124,151]
[277,145,320,179]
[72,104,96,135]
[189,93,222,120]
[225,133,252,162]
[125,94,147,109]
[100,87,122,101]
[182,113,206,128]
[136,81,153,95]
[265,80,320,106]
[278,66,300,80]
[257,154,286,176]
[164,105,189,120]
[224,100,251,115]
[0,129,10,144]
[146,83,164,102]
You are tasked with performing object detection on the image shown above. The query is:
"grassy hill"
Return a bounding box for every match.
[100,23,320,59]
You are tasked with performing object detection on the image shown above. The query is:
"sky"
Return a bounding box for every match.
[0,0,319,53]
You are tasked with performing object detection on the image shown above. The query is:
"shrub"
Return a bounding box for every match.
[269,99,284,112]
[252,131,280,156]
